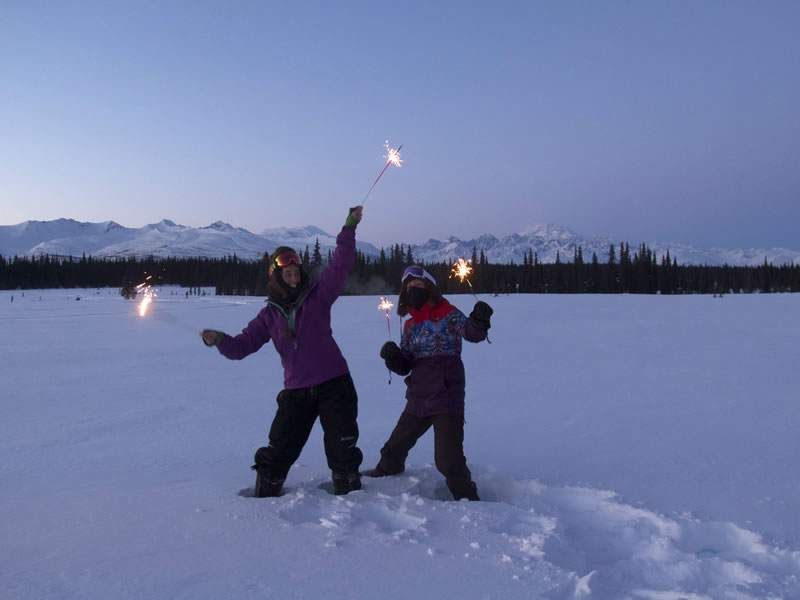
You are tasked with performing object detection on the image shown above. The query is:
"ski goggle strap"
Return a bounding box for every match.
[270,250,302,274]
[401,265,437,286]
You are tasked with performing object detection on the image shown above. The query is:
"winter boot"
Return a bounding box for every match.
[332,471,362,495]
[252,465,284,498]
[362,465,392,478]
[449,480,480,501]
[362,462,405,478]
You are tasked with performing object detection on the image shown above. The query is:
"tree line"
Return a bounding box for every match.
[2,241,799,295]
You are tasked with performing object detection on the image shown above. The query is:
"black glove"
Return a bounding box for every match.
[469,301,493,329]
[380,341,401,360]
[380,341,412,375]
[201,329,226,347]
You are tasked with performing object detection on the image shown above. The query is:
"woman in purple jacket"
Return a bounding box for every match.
[201,207,364,497]
[364,265,493,501]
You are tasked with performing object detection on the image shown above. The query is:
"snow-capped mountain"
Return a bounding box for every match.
[410,224,800,267]
[0,219,380,260]
[0,218,132,257]
[259,226,352,254]
[410,224,608,266]
[1,218,798,266]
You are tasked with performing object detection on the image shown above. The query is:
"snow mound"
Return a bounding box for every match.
[233,466,800,599]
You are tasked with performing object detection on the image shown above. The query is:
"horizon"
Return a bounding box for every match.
[2,3,799,248]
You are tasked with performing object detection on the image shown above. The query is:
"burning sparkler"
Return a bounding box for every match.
[129,274,200,336]
[450,258,491,343]
[363,141,403,204]
[377,295,396,384]
[451,258,473,287]
[378,296,394,337]
[135,276,155,317]
[450,258,479,299]
[385,142,403,168]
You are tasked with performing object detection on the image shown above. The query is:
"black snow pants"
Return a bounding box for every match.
[253,373,363,480]
[376,411,479,500]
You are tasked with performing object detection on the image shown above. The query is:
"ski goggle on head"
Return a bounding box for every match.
[270,250,302,274]
[401,265,437,286]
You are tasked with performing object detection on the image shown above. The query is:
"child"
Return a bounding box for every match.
[365,265,493,500]
[201,206,364,497]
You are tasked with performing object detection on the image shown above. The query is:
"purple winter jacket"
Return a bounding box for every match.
[216,226,355,389]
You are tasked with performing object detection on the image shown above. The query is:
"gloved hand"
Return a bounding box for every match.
[469,301,493,329]
[345,205,363,228]
[380,341,412,375]
[201,329,226,347]
[380,341,402,360]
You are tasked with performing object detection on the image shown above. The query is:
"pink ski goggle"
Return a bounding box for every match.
[270,251,302,274]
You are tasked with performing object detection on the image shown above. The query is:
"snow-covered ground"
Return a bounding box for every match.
[2,289,799,599]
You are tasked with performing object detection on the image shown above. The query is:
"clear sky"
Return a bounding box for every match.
[2,1,799,248]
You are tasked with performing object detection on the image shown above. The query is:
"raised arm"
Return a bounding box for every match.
[202,308,272,360]
[316,206,361,305]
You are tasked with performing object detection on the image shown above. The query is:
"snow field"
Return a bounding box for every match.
[2,289,799,599]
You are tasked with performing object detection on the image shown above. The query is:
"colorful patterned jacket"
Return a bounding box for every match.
[396,298,488,416]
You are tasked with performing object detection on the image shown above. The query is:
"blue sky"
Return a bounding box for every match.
[2,2,798,248]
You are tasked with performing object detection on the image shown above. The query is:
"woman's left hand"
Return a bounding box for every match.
[345,205,363,227]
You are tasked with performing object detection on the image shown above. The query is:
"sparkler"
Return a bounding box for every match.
[131,275,201,336]
[377,295,396,384]
[450,258,478,299]
[378,296,394,337]
[362,141,403,204]
[450,258,491,343]
[136,276,155,317]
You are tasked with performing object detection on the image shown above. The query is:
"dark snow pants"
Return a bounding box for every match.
[253,373,363,480]
[376,411,479,500]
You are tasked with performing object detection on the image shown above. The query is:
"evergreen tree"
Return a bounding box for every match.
[312,238,323,266]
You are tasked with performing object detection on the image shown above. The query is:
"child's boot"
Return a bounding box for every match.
[252,465,284,498]
[332,471,362,495]
[449,479,480,501]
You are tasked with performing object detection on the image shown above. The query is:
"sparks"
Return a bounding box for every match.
[383,141,403,168]
[136,276,156,317]
[450,258,474,284]
[449,258,492,344]
[363,140,404,204]
[378,296,395,313]
[378,296,394,337]
[377,295,396,383]
[138,289,154,317]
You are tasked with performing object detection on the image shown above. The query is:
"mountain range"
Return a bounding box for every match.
[1,218,799,267]
[0,218,380,261]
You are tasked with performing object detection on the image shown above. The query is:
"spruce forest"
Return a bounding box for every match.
[2,242,799,295]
